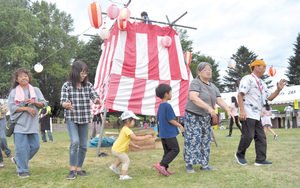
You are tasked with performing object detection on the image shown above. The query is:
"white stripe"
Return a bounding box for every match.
[112,75,134,111]
[111,30,127,75]
[175,35,188,80]
[169,80,181,116]
[98,41,111,88]
[157,36,171,80]
[93,46,104,89]
[141,80,159,115]
[135,33,149,79]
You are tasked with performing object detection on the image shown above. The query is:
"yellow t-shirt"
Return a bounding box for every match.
[112,126,133,153]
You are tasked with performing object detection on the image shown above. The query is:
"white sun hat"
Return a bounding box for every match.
[120,111,140,120]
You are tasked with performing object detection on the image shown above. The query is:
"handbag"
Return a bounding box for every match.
[5,94,29,137]
[5,113,24,137]
[200,81,219,126]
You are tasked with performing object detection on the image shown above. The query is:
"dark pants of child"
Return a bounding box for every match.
[160,137,180,170]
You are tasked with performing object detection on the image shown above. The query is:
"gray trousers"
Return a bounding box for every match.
[0,118,11,156]
[285,113,293,129]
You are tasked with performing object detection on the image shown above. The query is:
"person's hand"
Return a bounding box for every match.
[180,126,185,133]
[145,135,153,139]
[65,100,74,111]
[25,98,35,106]
[277,79,286,91]
[26,107,36,116]
[208,107,218,119]
[134,144,141,150]
[94,98,101,105]
[227,111,235,122]
[239,109,247,121]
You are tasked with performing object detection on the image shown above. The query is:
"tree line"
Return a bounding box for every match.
[1,0,300,117]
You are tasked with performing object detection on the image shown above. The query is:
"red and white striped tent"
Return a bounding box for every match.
[91,21,191,116]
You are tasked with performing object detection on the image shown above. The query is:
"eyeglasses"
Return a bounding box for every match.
[80,72,89,76]
[202,69,212,72]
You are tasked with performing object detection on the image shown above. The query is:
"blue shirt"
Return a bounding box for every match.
[157,102,179,138]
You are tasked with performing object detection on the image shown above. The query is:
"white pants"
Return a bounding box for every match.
[285,114,293,128]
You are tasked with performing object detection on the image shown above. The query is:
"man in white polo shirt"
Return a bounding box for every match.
[234,60,286,166]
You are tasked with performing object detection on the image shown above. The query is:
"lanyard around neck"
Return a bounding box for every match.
[251,73,263,94]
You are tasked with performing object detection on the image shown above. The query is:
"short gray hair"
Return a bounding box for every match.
[197,62,212,73]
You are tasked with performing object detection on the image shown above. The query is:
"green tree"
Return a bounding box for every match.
[75,35,104,85]
[176,28,193,53]
[189,52,225,92]
[223,45,271,92]
[30,0,79,111]
[176,28,223,91]
[285,33,300,85]
[0,0,40,97]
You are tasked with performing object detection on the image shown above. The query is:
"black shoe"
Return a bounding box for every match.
[225,135,231,137]
[18,172,29,178]
[67,170,77,180]
[77,170,88,177]
[6,154,12,158]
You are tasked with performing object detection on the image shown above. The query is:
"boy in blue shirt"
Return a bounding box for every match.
[154,84,184,177]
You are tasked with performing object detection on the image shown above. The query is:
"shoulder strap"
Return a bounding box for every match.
[200,81,214,109]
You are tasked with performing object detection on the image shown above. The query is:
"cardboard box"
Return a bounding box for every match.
[155,138,163,149]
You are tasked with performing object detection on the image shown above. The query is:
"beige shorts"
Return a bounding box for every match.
[111,149,130,171]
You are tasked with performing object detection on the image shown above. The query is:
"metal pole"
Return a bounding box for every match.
[172,11,188,25]
[96,108,108,157]
[211,127,219,147]
[101,12,197,30]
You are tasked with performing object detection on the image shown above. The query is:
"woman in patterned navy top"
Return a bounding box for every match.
[60,61,101,180]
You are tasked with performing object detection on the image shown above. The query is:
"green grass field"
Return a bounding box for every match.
[0,127,299,188]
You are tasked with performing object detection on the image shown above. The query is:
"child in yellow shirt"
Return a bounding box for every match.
[109,111,152,180]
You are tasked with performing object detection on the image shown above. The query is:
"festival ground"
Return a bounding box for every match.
[1,128,299,188]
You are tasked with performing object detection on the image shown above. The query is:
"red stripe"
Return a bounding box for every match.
[104,74,121,109]
[127,78,147,114]
[154,80,171,115]
[121,23,136,77]
[168,31,181,80]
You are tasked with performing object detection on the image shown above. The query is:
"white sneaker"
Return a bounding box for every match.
[109,164,120,174]
[119,175,132,180]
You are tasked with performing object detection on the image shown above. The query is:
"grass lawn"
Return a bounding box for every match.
[1,127,299,188]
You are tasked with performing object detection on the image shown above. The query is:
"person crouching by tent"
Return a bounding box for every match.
[154,84,184,177]
[109,111,152,180]
[60,61,101,180]
[90,113,103,140]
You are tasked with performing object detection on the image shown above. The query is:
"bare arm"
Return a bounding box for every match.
[216,97,235,121]
[169,119,184,133]
[238,92,247,121]
[130,133,152,141]
[267,79,286,101]
[189,91,217,118]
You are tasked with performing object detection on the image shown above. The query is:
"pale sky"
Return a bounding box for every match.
[37,0,300,88]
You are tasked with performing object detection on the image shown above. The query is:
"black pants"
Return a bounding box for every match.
[228,116,242,135]
[160,137,180,170]
[236,118,267,163]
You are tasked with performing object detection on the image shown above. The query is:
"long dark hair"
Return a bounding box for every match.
[231,96,238,108]
[11,68,33,89]
[67,61,89,88]
[116,117,134,132]
[265,100,270,111]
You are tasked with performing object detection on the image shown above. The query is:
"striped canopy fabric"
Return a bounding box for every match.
[91,21,191,116]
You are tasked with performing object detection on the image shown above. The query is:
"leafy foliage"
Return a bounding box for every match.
[285,33,300,85]
[75,36,104,85]
[0,0,40,96]
[223,45,272,92]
